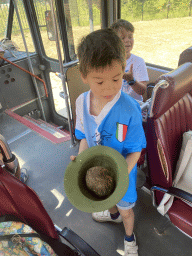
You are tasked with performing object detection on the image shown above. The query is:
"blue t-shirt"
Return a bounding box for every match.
[75,90,146,203]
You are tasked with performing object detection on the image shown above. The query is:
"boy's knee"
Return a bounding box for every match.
[118,207,134,219]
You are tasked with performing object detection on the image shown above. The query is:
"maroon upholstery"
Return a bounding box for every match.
[0,167,59,239]
[169,199,192,237]
[151,62,192,119]
[147,94,192,196]
[137,148,146,167]
[147,63,192,237]
[178,46,192,66]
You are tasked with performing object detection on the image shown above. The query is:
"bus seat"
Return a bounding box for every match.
[144,46,192,103]
[178,46,192,66]
[66,64,89,134]
[0,166,100,255]
[146,62,192,237]
[0,166,58,239]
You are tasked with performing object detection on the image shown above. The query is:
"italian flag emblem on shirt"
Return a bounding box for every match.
[116,123,128,142]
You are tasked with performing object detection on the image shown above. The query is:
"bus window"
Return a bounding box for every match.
[68,0,101,54]
[44,0,101,117]
[49,71,69,117]
[121,1,192,69]
[0,0,35,54]
[34,0,64,59]
[38,0,101,61]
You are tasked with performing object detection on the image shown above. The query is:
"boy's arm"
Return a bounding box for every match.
[123,64,147,95]
[70,138,88,161]
[130,80,147,96]
[78,138,88,154]
[125,151,141,174]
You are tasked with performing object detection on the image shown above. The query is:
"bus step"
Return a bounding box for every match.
[23,115,70,143]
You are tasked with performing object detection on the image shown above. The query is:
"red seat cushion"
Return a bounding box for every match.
[168,199,192,237]
[0,167,58,239]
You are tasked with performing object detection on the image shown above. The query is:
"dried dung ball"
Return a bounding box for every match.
[85,166,115,197]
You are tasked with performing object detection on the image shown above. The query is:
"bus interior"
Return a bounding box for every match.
[0,0,192,255]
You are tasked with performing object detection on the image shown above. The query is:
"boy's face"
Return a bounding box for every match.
[117,28,134,59]
[81,60,124,104]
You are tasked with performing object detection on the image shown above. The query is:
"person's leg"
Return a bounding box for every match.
[117,207,134,236]
[92,205,122,223]
[116,201,138,256]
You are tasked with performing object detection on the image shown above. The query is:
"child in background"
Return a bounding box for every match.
[70,28,146,256]
[111,19,149,102]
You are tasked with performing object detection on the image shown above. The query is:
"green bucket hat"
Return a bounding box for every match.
[64,145,129,213]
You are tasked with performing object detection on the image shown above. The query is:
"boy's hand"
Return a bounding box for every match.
[123,63,134,81]
[70,139,88,161]
[70,155,76,161]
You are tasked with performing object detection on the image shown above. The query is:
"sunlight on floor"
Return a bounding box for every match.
[116,249,124,255]
[51,188,65,209]
[66,208,73,217]
[16,155,26,167]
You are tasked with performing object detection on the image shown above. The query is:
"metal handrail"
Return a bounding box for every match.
[0,134,19,174]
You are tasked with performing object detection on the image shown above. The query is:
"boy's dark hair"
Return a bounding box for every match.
[85,166,115,198]
[110,19,134,33]
[77,28,126,77]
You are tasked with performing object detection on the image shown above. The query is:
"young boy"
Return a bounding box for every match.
[111,19,149,102]
[70,28,146,256]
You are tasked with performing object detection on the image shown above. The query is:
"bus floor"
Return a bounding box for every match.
[0,113,192,256]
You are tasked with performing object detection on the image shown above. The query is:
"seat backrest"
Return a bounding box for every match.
[147,63,192,204]
[66,64,89,134]
[0,166,59,239]
[178,46,192,66]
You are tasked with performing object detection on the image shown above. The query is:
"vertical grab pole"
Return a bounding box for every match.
[12,0,46,121]
[50,0,76,147]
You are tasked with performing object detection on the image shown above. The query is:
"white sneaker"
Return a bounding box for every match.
[92,210,122,223]
[124,234,138,256]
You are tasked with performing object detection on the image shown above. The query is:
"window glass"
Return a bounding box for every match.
[121,0,192,69]
[67,0,101,56]
[34,0,64,59]
[0,1,10,38]
[49,72,69,117]
[31,0,101,116]
[34,0,101,60]
[0,0,35,53]
[51,0,101,117]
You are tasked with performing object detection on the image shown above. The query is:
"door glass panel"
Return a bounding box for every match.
[34,0,101,60]
[49,0,101,117]
[0,0,35,54]
[34,0,64,59]
[67,0,101,55]
[50,72,68,117]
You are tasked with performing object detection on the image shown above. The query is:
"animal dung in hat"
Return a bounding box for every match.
[64,145,129,213]
[85,166,115,198]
